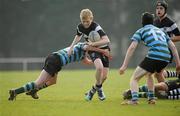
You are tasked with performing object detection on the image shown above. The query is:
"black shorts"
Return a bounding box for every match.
[43,54,62,77]
[88,49,109,68]
[165,79,180,91]
[139,57,168,73]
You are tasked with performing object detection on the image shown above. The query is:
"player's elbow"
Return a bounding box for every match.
[129,45,136,51]
[102,36,110,44]
[129,41,138,50]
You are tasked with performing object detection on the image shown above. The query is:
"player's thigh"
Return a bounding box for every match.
[46,74,58,85]
[154,70,166,82]
[35,69,52,86]
[131,66,148,81]
[94,58,104,70]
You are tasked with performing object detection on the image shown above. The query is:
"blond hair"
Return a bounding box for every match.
[80,9,93,20]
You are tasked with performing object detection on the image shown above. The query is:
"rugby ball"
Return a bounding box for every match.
[88,31,100,42]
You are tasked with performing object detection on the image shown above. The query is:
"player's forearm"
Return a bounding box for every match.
[168,41,180,65]
[122,48,135,67]
[122,42,137,67]
[70,35,81,48]
[87,46,105,53]
[171,36,180,42]
[86,46,111,58]
[92,36,110,47]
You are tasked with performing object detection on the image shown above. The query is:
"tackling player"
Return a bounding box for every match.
[8,42,112,101]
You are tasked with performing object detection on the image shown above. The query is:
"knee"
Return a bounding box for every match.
[103,76,107,81]
[130,76,139,82]
[51,79,57,85]
[96,66,103,72]
[47,78,57,85]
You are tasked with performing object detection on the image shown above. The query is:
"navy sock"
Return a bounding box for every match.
[15,82,36,94]
[139,85,148,92]
[139,92,147,98]
[148,90,155,100]
[95,84,102,89]
[131,91,138,101]
[38,83,48,90]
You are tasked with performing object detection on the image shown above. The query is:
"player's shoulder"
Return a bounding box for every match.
[136,27,145,34]
[163,16,175,26]
[91,21,100,29]
[92,21,99,26]
[77,23,83,29]
[165,16,175,22]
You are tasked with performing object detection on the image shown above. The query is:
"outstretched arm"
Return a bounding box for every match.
[119,41,138,75]
[67,35,81,56]
[84,45,112,60]
[168,40,180,73]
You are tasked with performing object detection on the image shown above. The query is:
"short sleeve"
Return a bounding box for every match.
[171,23,180,36]
[131,30,142,42]
[76,25,82,36]
[95,25,106,37]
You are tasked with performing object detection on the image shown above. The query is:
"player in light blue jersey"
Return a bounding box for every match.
[119,12,180,105]
[8,42,112,101]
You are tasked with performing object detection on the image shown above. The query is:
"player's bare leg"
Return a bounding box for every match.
[26,70,58,99]
[9,70,54,101]
[154,70,166,83]
[122,66,148,105]
[146,73,156,104]
[85,58,105,101]
[94,59,104,85]
[96,67,108,101]
[102,68,109,84]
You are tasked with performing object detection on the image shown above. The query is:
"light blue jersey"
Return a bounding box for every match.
[131,24,171,62]
[53,43,85,66]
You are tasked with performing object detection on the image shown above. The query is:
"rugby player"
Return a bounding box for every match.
[67,9,111,101]
[119,12,180,105]
[154,0,180,82]
[8,42,111,101]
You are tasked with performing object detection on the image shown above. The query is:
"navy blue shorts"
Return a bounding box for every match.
[43,54,62,77]
[139,57,168,73]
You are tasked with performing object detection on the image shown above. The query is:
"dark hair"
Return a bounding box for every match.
[156,0,168,12]
[142,12,154,26]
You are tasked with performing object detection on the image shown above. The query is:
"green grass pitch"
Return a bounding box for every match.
[0,69,180,116]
